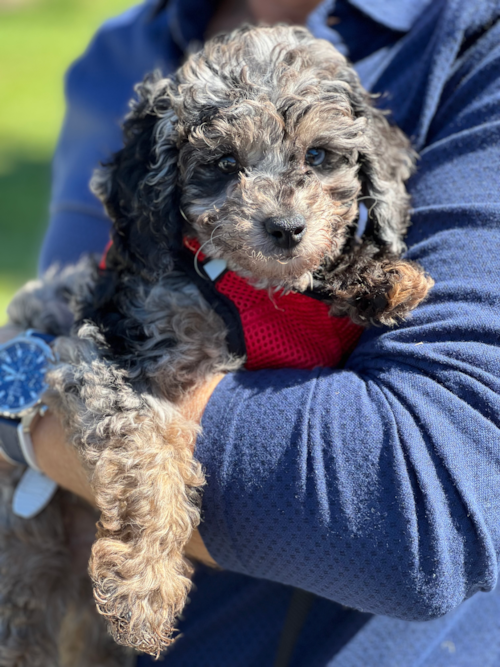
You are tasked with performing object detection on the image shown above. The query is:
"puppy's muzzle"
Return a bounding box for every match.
[264,215,307,249]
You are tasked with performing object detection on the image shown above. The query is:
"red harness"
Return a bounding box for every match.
[182,238,363,371]
[100,239,363,371]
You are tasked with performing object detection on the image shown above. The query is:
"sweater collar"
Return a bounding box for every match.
[167,0,432,52]
[347,0,432,32]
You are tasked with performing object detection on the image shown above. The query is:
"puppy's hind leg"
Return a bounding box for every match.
[0,469,74,667]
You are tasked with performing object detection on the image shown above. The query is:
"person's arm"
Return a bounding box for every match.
[39,0,179,272]
[192,18,500,621]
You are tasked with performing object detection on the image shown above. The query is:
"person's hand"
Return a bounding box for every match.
[181,374,224,566]
[0,322,220,565]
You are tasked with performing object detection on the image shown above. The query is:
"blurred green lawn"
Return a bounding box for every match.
[0,0,137,324]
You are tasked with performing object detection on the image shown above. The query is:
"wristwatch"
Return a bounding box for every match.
[0,330,58,518]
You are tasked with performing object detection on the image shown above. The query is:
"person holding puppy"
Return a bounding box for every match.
[1,0,500,666]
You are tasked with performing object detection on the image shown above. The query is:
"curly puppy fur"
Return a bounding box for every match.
[4,25,433,662]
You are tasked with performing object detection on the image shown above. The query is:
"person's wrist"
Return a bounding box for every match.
[30,410,95,506]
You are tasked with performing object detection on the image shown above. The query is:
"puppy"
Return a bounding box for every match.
[4,25,432,663]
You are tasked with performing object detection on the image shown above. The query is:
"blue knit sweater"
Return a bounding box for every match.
[40,1,500,665]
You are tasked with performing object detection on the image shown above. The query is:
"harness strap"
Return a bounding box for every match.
[174,247,247,359]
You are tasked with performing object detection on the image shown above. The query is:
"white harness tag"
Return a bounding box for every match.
[204,258,227,281]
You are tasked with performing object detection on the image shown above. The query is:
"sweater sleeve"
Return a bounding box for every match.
[38,0,177,273]
[196,19,500,622]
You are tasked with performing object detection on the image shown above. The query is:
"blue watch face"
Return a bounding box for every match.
[0,339,52,413]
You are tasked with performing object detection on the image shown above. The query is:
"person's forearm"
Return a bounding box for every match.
[32,410,94,505]
[5,407,216,564]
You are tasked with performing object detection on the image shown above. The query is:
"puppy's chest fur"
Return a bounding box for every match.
[76,266,237,402]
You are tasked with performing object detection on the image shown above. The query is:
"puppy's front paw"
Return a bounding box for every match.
[329,258,433,326]
[88,411,205,658]
[376,260,434,325]
[90,540,192,657]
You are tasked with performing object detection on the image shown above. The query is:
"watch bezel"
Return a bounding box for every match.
[0,331,55,417]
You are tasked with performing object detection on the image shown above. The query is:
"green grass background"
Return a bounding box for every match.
[0,0,137,324]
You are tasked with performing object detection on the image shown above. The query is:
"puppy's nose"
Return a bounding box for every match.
[264,215,306,249]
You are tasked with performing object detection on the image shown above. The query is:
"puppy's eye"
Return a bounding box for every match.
[305,148,326,167]
[217,155,239,174]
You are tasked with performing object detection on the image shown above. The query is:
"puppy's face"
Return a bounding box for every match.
[169,30,368,291]
[95,26,413,284]
[178,94,364,290]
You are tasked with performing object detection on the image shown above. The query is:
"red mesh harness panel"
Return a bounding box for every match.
[182,238,363,371]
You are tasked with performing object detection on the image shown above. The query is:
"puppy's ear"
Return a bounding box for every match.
[91,72,182,279]
[340,68,416,255]
[358,105,416,255]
